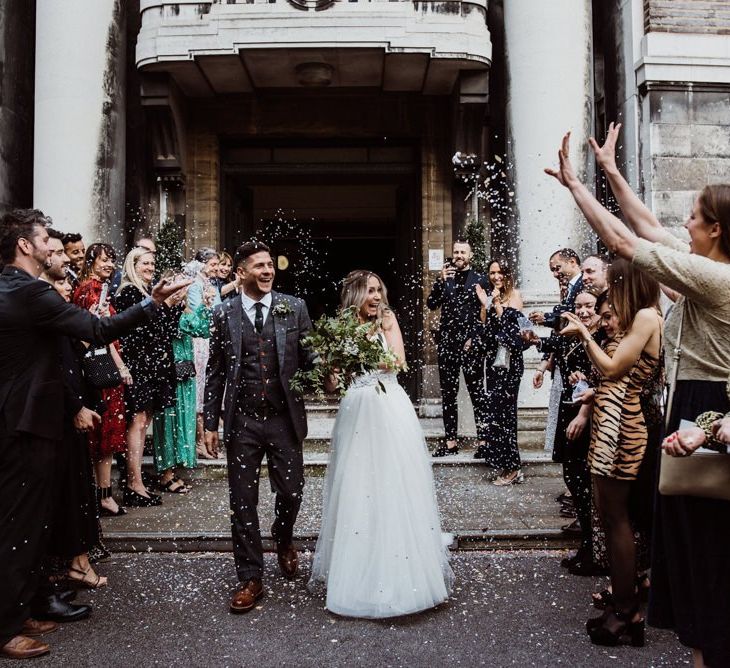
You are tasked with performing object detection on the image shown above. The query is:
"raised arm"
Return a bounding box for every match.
[589,122,665,243]
[560,310,657,380]
[545,132,638,260]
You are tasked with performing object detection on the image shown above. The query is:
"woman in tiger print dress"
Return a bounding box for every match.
[560,259,662,647]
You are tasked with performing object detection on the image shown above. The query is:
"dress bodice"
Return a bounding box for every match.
[349,332,398,389]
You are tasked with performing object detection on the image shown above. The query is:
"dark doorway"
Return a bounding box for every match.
[220,141,422,398]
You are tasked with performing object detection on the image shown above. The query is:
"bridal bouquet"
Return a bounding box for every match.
[290,306,402,397]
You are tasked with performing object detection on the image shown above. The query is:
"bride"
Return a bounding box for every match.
[309,270,454,618]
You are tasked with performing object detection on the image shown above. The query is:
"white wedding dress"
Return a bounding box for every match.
[309,335,454,618]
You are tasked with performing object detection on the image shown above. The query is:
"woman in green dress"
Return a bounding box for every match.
[153,286,213,489]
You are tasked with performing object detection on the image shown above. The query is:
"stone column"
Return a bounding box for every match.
[33,0,126,249]
[504,0,594,303]
[0,1,36,212]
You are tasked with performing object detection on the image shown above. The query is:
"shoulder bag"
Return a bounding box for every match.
[658,302,730,500]
[82,345,123,389]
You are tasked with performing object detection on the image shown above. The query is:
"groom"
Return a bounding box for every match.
[204,241,314,613]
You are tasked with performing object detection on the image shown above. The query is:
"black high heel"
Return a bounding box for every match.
[96,486,127,517]
[592,572,650,610]
[123,487,162,507]
[588,607,645,647]
[432,442,459,457]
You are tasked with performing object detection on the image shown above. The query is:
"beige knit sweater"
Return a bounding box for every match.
[633,230,730,382]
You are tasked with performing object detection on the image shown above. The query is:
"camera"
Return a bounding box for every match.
[559,314,570,330]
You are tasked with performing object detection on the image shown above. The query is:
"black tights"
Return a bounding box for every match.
[592,475,636,613]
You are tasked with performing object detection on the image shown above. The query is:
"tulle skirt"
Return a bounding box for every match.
[309,372,454,618]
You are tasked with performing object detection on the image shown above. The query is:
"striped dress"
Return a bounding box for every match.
[588,335,658,480]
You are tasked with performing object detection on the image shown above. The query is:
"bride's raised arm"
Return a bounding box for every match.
[382,309,406,367]
[589,122,665,243]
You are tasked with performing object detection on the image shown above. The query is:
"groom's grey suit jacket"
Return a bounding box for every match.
[203,290,314,444]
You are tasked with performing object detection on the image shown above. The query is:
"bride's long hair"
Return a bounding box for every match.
[340,270,391,324]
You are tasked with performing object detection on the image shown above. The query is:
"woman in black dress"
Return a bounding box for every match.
[473,257,525,486]
[115,248,180,507]
[529,290,604,573]
[48,275,106,588]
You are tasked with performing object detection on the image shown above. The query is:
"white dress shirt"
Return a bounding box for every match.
[240,291,273,328]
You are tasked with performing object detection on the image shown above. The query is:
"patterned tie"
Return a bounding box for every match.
[254,302,264,334]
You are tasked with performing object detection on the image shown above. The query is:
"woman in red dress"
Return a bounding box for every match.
[73,243,132,517]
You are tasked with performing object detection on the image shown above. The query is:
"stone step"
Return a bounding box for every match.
[139,449,559,478]
[103,467,577,553]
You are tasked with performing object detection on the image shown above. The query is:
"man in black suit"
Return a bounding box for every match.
[529,248,583,328]
[427,239,490,457]
[0,209,189,660]
[204,241,315,614]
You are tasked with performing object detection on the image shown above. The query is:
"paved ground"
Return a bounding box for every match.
[2,552,690,667]
[102,465,572,550]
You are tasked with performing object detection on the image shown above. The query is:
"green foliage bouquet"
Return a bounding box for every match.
[290,306,402,397]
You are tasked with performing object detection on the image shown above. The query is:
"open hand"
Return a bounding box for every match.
[151,277,193,306]
[544,131,579,189]
[589,122,622,172]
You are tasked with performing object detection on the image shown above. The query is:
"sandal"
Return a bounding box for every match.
[66,566,108,590]
[592,573,650,609]
[158,478,190,494]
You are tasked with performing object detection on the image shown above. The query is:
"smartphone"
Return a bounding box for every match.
[444,257,454,268]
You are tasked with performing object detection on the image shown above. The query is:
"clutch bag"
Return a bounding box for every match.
[659,449,730,501]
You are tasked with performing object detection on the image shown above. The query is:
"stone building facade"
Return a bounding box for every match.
[0,0,728,404]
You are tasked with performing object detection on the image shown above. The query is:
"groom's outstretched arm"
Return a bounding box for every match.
[203,306,226,435]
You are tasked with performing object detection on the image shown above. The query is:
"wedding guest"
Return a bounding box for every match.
[74,243,131,517]
[152,267,213,489]
[210,251,234,298]
[473,257,525,485]
[0,209,187,659]
[426,239,490,456]
[61,232,85,286]
[528,248,582,328]
[115,248,180,506]
[581,254,609,296]
[548,124,730,664]
[560,259,661,646]
[526,290,604,572]
[134,233,156,255]
[46,270,108,592]
[188,247,221,459]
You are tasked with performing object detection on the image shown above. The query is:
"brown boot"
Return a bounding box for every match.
[277,545,298,579]
[229,578,264,614]
[0,635,50,659]
[21,618,59,637]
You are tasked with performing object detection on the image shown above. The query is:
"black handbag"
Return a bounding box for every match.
[82,346,123,389]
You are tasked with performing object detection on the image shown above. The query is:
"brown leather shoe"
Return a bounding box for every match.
[277,545,298,579]
[21,618,59,637]
[229,578,264,614]
[0,635,50,659]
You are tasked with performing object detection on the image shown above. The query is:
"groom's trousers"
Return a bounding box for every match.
[227,411,305,581]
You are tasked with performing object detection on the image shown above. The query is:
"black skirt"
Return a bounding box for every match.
[47,424,99,558]
[648,380,730,666]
